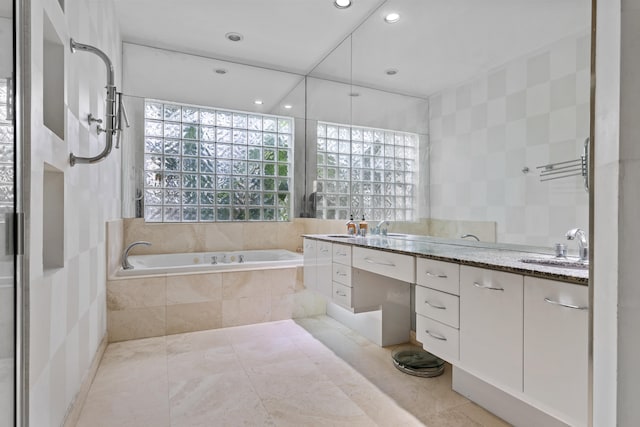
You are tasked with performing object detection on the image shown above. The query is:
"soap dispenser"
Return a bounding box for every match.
[359,215,368,236]
[346,215,357,235]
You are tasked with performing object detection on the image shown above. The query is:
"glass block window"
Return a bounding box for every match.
[316,121,417,221]
[143,100,294,222]
[0,78,14,215]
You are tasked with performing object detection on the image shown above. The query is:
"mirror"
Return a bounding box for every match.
[119,0,591,246]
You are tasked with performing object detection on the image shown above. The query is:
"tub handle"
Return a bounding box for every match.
[239,255,245,263]
[211,256,217,265]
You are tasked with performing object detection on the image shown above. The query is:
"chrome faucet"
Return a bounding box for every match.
[122,241,151,270]
[460,234,480,241]
[376,220,390,236]
[565,228,589,262]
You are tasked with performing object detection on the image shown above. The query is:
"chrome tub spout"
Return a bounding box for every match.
[122,241,151,270]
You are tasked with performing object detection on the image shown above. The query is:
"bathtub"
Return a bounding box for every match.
[116,249,302,277]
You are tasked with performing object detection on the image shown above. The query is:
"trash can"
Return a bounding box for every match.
[392,348,445,378]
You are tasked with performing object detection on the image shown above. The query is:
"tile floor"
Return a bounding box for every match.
[75,316,510,426]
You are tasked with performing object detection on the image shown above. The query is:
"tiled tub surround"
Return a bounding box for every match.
[107,267,326,342]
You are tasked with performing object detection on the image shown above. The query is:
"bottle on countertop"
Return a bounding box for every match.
[346,215,357,235]
[359,215,368,236]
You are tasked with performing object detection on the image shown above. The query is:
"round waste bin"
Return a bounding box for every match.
[392,348,445,378]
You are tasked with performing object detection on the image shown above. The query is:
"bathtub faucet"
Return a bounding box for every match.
[211,256,217,265]
[239,255,245,263]
[122,241,151,270]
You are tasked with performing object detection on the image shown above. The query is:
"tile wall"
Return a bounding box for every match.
[429,31,590,247]
[106,268,325,342]
[26,1,121,426]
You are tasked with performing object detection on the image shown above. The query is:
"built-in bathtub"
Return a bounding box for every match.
[116,249,302,277]
[107,248,323,342]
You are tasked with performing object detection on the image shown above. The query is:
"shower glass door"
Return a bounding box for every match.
[0,0,15,425]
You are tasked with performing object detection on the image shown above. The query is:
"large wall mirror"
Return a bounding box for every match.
[118,0,591,246]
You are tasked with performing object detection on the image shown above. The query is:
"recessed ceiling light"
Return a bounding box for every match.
[384,12,400,23]
[284,104,293,109]
[214,68,227,75]
[385,68,399,76]
[334,0,352,9]
[254,100,263,105]
[225,32,243,42]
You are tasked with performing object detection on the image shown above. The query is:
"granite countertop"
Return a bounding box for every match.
[303,233,589,286]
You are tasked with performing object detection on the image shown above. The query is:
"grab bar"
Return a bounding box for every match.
[69,38,118,166]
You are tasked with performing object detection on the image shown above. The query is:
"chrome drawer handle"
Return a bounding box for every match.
[473,282,504,291]
[336,271,347,277]
[425,330,447,341]
[426,271,447,278]
[364,257,396,267]
[320,248,329,253]
[425,300,446,310]
[544,297,588,310]
[336,290,347,297]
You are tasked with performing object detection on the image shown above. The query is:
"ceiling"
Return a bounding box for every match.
[114,0,590,98]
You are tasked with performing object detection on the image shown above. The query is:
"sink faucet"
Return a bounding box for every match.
[376,220,390,236]
[122,241,151,270]
[565,228,588,262]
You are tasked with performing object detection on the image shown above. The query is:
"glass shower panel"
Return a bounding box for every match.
[0,0,15,425]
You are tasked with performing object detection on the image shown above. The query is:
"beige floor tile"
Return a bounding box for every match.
[167,343,241,383]
[259,378,374,427]
[166,327,231,355]
[169,371,272,427]
[76,315,509,427]
[454,402,513,427]
[76,377,170,427]
[232,335,309,367]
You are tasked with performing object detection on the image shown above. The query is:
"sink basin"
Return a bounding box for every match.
[520,258,589,270]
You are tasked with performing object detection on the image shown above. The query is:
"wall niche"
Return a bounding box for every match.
[43,13,64,140]
[43,163,64,269]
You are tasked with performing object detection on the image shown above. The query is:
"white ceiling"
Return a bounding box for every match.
[114,0,590,98]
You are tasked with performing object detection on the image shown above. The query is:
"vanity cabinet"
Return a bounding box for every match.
[303,238,317,291]
[352,247,415,283]
[415,258,461,363]
[524,277,588,426]
[316,240,333,299]
[460,266,524,392]
[331,244,352,309]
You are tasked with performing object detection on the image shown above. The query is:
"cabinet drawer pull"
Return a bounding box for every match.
[364,257,396,267]
[425,330,447,341]
[335,290,347,297]
[320,248,329,253]
[425,300,446,310]
[336,271,347,277]
[426,271,448,278]
[544,297,588,310]
[336,251,347,256]
[473,282,504,291]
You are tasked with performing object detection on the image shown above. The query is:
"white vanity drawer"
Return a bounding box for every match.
[332,263,352,286]
[332,244,352,266]
[416,258,460,295]
[416,314,459,363]
[352,247,415,283]
[415,285,460,328]
[332,282,352,309]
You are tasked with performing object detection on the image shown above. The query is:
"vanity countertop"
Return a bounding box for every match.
[303,234,588,286]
